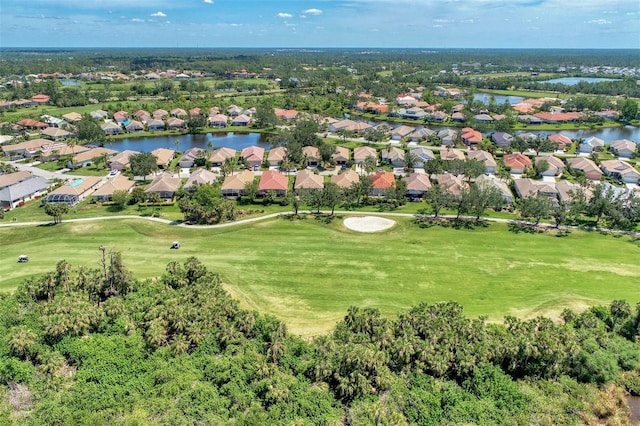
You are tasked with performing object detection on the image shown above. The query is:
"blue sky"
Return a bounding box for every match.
[1,0,638,48]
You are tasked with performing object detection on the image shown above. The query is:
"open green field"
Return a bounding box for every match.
[1,216,639,336]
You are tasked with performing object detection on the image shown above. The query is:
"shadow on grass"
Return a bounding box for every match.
[105,205,127,213]
[413,216,488,230]
[283,213,307,221]
[555,229,572,237]
[314,214,336,225]
[507,221,548,234]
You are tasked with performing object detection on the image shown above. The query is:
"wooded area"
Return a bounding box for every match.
[1,255,638,424]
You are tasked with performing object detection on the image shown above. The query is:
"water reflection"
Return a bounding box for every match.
[105,132,273,152]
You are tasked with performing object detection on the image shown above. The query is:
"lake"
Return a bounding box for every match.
[474,93,524,105]
[539,77,620,85]
[101,126,639,155]
[518,126,640,143]
[104,132,273,152]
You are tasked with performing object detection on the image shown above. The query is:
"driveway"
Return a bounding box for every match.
[8,160,89,181]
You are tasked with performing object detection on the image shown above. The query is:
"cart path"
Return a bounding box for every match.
[1,211,638,237]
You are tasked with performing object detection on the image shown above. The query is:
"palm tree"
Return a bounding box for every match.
[8,326,38,361]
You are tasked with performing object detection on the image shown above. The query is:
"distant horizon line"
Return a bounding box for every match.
[1,46,638,51]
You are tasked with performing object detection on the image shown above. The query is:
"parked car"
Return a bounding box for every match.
[18,255,29,263]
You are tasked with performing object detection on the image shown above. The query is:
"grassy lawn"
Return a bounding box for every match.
[476,88,566,99]
[1,216,638,336]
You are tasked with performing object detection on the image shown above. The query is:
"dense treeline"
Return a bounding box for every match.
[1,256,638,424]
[1,48,637,77]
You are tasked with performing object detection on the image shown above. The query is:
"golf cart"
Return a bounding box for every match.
[18,255,29,263]
[170,241,180,249]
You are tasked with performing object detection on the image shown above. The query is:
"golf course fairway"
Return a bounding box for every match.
[1,215,638,336]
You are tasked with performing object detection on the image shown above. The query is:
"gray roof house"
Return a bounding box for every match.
[410,147,435,168]
[0,172,50,210]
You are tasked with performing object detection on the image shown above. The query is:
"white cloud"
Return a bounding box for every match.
[131,18,144,22]
[586,18,612,24]
[277,12,293,18]
[303,8,322,15]
[151,11,166,17]
[203,0,214,3]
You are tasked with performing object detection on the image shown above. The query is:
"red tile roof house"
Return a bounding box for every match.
[548,134,573,151]
[113,111,128,123]
[503,153,533,174]
[258,170,288,197]
[274,108,299,121]
[16,119,48,131]
[152,109,169,120]
[133,110,151,120]
[461,128,483,147]
[533,112,581,124]
[241,146,265,168]
[369,171,395,196]
[31,94,50,104]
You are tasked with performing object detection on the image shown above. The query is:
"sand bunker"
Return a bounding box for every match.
[343,216,395,233]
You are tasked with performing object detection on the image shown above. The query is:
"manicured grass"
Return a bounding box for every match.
[1,216,638,336]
